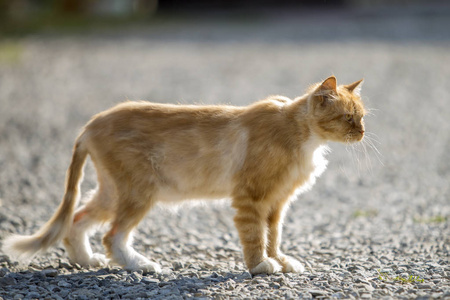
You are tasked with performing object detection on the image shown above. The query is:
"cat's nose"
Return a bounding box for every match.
[359,130,365,135]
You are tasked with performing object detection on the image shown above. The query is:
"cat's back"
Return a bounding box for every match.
[82,101,244,139]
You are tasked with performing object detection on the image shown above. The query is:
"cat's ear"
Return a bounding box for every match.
[313,76,337,105]
[319,76,337,93]
[344,79,364,96]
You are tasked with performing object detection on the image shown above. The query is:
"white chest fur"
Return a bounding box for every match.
[290,135,329,199]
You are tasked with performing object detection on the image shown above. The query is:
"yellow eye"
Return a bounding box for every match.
[345,114,353,122]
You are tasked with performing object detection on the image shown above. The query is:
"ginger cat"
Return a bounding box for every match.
[3,76,365,275]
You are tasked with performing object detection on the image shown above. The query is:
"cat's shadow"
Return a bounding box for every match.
[2,267,256,298]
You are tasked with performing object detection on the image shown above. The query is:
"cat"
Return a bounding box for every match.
[2,76,365,275]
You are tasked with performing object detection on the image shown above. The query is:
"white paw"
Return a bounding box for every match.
[88,253,109,267]
[126,261,161,274]
[139,262,162,274]
[124,254,161,274]
[250,258,282,275]
[281,256,305,273]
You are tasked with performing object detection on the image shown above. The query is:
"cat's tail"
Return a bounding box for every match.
[2,135,88,262]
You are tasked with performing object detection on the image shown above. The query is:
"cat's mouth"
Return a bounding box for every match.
[346,131,365,143]
[357,130,365,141]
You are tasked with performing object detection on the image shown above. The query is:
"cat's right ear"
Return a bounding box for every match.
[344,79,364,96]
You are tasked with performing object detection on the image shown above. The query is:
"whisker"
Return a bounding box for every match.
[343,136,358,176]
[362,132,384,166]
[360,138,374,173]
[350,141,363,175]
[364,107,380,117]
[365,136,382,157]
[342,130,384,177]
[339,160,351,180]
[344,134,362,175]
[364,132,382,145]
[343,132,382,176]
[364,134,383,156]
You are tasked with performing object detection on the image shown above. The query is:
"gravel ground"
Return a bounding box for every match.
[1,5,450,300]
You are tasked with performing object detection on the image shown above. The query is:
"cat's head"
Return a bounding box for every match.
[307,76,366,143]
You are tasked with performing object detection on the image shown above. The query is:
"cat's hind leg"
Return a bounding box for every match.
[63,190,112,267]
[102,190,161,274]
[63,159,117,267]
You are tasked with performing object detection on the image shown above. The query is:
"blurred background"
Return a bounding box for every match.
[0,0,449,275]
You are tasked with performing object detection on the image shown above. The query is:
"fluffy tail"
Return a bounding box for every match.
[2,136,88,261]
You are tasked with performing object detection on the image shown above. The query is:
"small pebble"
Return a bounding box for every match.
[42,268,58,277]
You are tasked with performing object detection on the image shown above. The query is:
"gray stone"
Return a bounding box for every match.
[0,276,17,286]
[0,268,9,277]
[42,268,58,277]
[417,284,433,289]
[309,289,329,296]
[58,261,73,270]
[237,272,252,280]
[57,280,72,288]
[173,261,184,271]
[26,292,41,298]
[331,292,346,299]
[141,277,160,284]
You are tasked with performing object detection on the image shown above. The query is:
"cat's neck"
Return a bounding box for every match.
[286,94,309,121]
[285,95,326,147]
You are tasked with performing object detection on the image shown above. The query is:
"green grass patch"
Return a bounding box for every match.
[352,209,378,219]
[413,215,447,224]
[377,270,424,284]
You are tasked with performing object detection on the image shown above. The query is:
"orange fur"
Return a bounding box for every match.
[2,76,365,274]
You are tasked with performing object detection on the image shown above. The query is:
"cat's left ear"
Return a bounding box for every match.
[344,79,364,96]
[319,76,337,93]
[314,76,337,105]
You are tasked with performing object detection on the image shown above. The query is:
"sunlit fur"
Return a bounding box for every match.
[3,76,365,275]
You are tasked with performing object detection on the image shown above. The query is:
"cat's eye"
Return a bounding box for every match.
[345,114,353,122]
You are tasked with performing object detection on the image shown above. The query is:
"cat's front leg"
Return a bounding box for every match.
[267,203,305,273]
[232,198,282,275]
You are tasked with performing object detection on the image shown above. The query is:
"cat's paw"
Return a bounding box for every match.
[124,255,162,274]
[89,253,110,267]
[273,254,305,273]
[131,261,162,274]
[250,258,282,275]
[142,262,162,274]
[69,253,109,268]
[279,255,305,273]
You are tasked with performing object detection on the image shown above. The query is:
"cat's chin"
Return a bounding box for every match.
[353,135,364,143]
[346,132,365,143]
[339,136,364,144]
[347,139,361,144]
